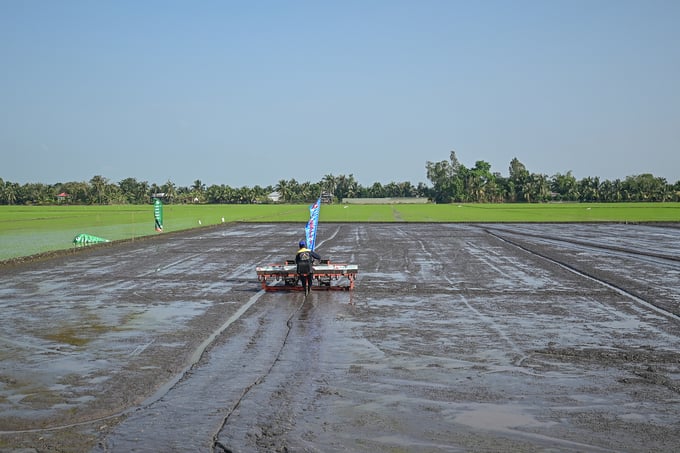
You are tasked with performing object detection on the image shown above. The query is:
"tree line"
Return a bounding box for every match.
[426,152,679,203]
[1,152,678,205]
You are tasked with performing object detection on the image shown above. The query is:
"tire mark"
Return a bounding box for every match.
[137,252,204,277]
[212,295,307,453]
[443,275,530,368]
[483,225,680,267]
[485,229,680,323]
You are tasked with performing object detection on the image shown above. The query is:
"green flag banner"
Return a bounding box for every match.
[154,198,163,232]
[73,233,109,244]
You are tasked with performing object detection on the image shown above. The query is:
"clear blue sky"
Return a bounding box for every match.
[2,0,678,188]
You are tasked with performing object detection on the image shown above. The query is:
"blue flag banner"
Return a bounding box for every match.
[305,197,321,251]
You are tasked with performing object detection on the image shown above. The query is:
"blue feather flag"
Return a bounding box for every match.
[305,197,321,251]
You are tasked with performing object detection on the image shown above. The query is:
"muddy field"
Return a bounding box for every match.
[1,223,680,452]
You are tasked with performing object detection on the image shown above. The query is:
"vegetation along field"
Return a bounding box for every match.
[1,202,678,262]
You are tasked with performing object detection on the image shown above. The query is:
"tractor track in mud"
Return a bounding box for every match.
[211,296,307,453]
[482,224,680,266]
[482,227,680,321]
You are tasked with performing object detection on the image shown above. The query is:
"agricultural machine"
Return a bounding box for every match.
[256,259,358,292]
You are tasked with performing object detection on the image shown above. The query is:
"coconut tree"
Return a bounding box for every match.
[321,174,337,199]
[89,175,108,204]
[551,171,579,201]
[276,179,290,203]
[578,177,600,202]
[162,180,177,203]
[2,181,18,205]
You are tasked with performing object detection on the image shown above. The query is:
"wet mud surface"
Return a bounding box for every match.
[1,223,680,452]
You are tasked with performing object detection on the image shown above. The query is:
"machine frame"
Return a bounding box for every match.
[256,259,357,292]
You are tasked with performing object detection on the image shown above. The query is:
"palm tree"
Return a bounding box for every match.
[321,174,337,198]
[369,182,385,198]
[192,180,206,194]
[162,180,177,203]
[551,171,579,201]
[251,185,269,203]
[2,182,18,205]
[276,179,290,203]
[335,174,359,200]
[236,186,253,204]
[578,177,600,202]
[89,175,108,204]
[205,184,222,203]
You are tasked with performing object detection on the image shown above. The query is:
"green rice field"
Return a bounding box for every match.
[1,202,678,261]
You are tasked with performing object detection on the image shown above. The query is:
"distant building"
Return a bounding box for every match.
[341,197,429,205]
[321,191,333,204]
[151,193,167,203]
[268,191,281,202]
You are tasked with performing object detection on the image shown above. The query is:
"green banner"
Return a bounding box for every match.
[154,198,163,232]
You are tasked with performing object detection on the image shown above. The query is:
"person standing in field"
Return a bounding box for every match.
[295,240,321,296]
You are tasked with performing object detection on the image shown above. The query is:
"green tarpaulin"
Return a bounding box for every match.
[73,233,109,244]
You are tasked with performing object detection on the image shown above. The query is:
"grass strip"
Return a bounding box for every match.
[1,203,678,260]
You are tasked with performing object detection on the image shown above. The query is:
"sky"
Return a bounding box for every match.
[1,0,679,188]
